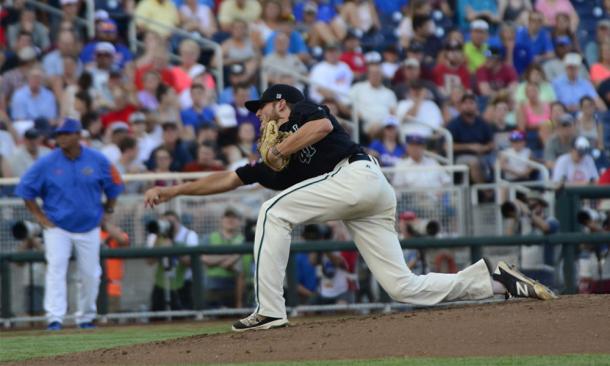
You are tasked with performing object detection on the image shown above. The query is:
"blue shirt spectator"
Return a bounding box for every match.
[15,145,124,233]
[373,0,408,16]
[264,30,308,56]
[368,139,406,167]
[180,106,216,130]
[552,75,598,110]
[10,70,58,121]
[80,41,133,70]
[515,25,554,61]
[457,0,498,30]
[296,253,318,295]
[293,1,339,22]
[219,85,258,105]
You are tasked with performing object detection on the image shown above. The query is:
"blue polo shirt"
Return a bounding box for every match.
[264,31,308,56]
[447,115,493,156]
[15,146,124,233]
[180,106,215,130]
[552,75,599,108]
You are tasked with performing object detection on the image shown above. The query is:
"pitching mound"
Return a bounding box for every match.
[17,295,610,365]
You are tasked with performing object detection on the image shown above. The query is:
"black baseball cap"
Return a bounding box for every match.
[245,84,305,113]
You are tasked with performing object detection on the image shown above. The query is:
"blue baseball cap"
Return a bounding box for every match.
[55,118,82,135]
[509,130,525,142]
[555,36,572,47]
[406,134,426,145]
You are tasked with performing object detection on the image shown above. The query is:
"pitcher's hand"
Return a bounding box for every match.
[144,186,175,208]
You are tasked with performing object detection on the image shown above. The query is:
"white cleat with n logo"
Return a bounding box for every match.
[492,261,558,300]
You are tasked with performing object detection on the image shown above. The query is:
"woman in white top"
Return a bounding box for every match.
[180,0,217,38]
[576,96,604,150]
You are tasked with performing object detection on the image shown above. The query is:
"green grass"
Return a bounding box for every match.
[0,322,230,362]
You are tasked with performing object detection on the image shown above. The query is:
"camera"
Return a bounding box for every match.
[577,208,609,228]
[407,219,441,237]
[146,219,173,237]
[12,221,42,240]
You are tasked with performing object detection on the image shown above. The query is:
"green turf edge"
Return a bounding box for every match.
[205,354,610,366]
[0,323,230,362]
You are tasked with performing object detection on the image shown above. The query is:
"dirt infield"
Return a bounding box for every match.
[14,295,610,365]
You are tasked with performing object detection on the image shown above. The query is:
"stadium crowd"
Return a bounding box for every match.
[2,0,610,315]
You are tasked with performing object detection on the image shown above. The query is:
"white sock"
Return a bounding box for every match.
[491,279,507,295]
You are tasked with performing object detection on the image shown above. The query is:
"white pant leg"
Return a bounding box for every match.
[343,163,493,305]
[43,227,72,324]
[71,227,101,324]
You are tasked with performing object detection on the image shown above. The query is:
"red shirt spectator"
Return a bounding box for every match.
[101,105,138,130]
[433,62,471,94]
[598,169,610,184]
[135,64,179,92]
[475,48,518,96]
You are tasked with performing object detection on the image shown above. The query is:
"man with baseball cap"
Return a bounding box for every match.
[475,46,518,98]
[15,118,124,330]
[464,19,490,73]
[145,83,557,332]
[499,131,534,182]
[80,18,133,69]
[308,43,353,106]
[552,136,599,184]
[552,53,607,112]
[544,113,577,169]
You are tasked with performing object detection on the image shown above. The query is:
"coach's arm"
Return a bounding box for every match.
[144,171,244,208]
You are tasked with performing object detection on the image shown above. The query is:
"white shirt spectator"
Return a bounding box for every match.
[552,153,598,184]
[392,156,451,188]
[8,145,51,177]
[0,131,16,158]
[309,60,353,104]
[348,81,397,132]
[137,126,163,164]
[101,143,121,165]
[395,99,443,138]
[501,147,532,181]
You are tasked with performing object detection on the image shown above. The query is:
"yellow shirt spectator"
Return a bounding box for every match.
[135,0,180,38]
[218,0,262,31]
[464,41,488,73]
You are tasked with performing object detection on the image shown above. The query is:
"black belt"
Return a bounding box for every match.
[348,153,372,164]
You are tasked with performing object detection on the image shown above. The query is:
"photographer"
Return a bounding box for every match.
[576,207,610,294]
[13,222,45,315]
[147,211,199,312]
[502,190,559,287]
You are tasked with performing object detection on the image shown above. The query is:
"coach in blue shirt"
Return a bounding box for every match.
[15,118,124,330]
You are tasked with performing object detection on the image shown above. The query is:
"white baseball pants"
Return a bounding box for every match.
[253,157,493,319]
[43,226,101,324]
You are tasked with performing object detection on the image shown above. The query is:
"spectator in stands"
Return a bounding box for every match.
[514,11,554,68]
[174,39,216,95]
[544,113,576,170]
[264,16,310,64]
[348,58,397,138]
[543,37,588,82]
[339,31,366,79]
[251,0,283,49]
[392,134,452,189]
[201,208,249,308]
[137,70,162,110]
[464,20,490,73]
[80,19,133,71]
[443,84,465,123]
[179,0,217,39]
[585,20,610,66]
[218,0,262,32]
[10,67,57,122]
[294,1,339,49]
[396,80,443,139]
[516,82,551,156]
[42,31,81,78]
[499,131,534,181]
[6,128,51,177]
[0,46,37,112]
[134,0,180,38]
[101,86,138,130]
[576,96,604,151]
[552,53,607,113]
[589,42,610,88]
[130,111,161,165]
[182,142,225,172]
[231,83,260,132]
[150,147,174,186]
[220,19,260,83]
[148,210,199,312]
[135,48,178,93]
[309,44,353,106]
[552,136,599,185]
[335,0,381,40]
[457,0,499,30]
[101,121,130,165]
[367,116,406,167]
[7,7,49,52]
[135,31,166,68]
[262,31,308,88]
[447,92,495,184]
[475,46,519,98]
[223,122,257,168]
[294,224,321,305]
[115,136,146,192]
[498,0,532,26]
[551,12,579,52]
[513,63,556,104]
[488,95,516,151]
[147,121,193,171]
[381,45,400,80]
[535,0,578,32]
[180,83,215,138]
[410,15,442,72]
[392,57,443,106]
[81,112,105,150]
[397,0,431,48]
[87,42,117,108]
[156,85,182,127]
[1,30,33,75]
[51,0,87,40]
[218,64,258,105]
[433,40,471,96]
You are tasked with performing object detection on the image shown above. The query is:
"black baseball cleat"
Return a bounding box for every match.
[232,313,288,332]
[492,261,558,300]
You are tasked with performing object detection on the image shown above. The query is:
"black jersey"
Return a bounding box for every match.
[236,100,362,191]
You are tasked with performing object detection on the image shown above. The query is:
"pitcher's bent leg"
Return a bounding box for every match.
[344,217,493,305]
